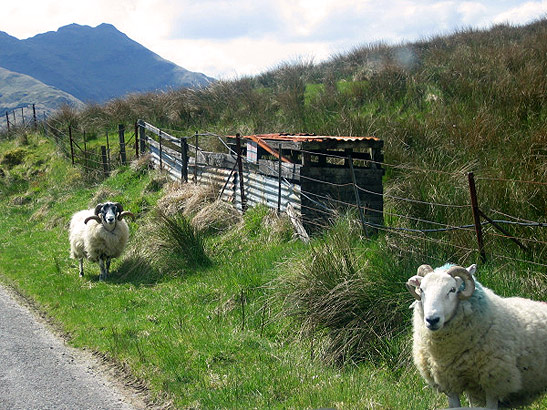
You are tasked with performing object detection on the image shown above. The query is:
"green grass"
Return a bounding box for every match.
[0,132,545,408]
[2,19,547,409]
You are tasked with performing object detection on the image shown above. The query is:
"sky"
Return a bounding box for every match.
[1,1,545,79]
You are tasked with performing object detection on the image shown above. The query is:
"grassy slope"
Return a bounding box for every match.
[2,20,546,409]
[1,131,545,409]
[0,132,447,409]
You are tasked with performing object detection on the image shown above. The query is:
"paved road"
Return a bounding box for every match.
[0,283,142,410]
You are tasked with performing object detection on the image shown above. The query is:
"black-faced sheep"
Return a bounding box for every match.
[69,202,134,280]
[406,263,547,409]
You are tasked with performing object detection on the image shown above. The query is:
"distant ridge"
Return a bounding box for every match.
[0,23,214,103]
[0,66,84,116]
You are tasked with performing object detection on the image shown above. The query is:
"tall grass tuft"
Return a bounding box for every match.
[274,214,414,366]
[153,209,210,271]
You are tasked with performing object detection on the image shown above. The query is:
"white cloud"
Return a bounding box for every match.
[492,1,547,25]
[1,0,545,79]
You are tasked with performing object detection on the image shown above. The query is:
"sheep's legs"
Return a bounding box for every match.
[98,258,107,281]
[98,257,112,281]
[78,259,84,277]
[447,393,461,408]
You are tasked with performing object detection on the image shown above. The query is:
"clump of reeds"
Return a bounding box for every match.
[274,214,412,365]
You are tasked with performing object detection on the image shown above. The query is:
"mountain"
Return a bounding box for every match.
[0,23,213,103]
[0,66,84,116]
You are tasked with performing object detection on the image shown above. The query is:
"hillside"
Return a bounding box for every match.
[0,23,213,103]
[0,19,546,409]
[0,66,84,116]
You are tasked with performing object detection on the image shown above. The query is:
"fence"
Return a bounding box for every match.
[46,120,138,178]
[136,120,547,269]
[9,111,544,269]
[1,104,41,133]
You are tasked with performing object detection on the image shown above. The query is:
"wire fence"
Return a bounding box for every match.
[5,112,544,271]
[135,120,546,271]
[1,104,43,134]
[45,119,138,178]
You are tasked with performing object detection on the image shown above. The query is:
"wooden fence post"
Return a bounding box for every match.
[32,104,37,131]
[467,172,486,263]
[5,112,9,133]
[138,120,146,154]
[235,133,247,212]
[118,124,126,165]
[158,129,163,171]
[101,146,109,177]
[181,137,188,182]
[69,126,75,165]
[134,121,139,159]
[21,107,24,126]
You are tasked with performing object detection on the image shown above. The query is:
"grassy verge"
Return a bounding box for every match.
[1,132,545,409]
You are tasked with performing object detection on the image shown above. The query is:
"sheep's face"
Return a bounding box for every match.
[407,264,476,331]
[96,202,121,229]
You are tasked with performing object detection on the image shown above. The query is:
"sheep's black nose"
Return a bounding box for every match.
[426,316,440,327]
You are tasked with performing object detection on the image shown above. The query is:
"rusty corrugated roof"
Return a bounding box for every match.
[228,133,380,142]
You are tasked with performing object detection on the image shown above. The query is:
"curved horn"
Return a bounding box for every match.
[417,264,433,277]
[94,203,103,216]
[447,265,475,300]
[113,202,123,214]
[84,215,102,224]
[118,211,135,221]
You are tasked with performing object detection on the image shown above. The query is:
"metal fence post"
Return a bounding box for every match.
[467,172,486,262]
[118,124,127,165]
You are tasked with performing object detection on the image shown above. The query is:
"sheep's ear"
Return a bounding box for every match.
[406,275,423,300]
[467,264,477,276]
[407,275,422,288]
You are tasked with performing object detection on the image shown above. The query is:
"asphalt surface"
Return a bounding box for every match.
[0,283,141,410]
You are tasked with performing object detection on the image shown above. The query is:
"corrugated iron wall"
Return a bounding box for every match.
[149,141,301,214]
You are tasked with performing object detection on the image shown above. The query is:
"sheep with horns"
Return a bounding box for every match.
[406,263,547,409]
[69,202,134,280]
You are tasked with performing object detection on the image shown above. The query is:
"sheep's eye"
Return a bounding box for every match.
[449,287,456,293]
[419,287,424,293]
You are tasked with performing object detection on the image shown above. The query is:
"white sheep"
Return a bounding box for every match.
[406,263,547,409]
[69,202,134,280]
